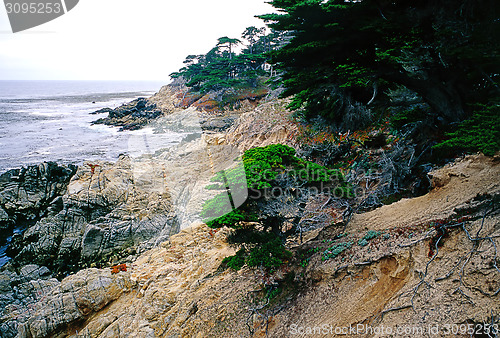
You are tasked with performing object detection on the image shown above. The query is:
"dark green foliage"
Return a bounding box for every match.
[209,164,247,191]
[390,107,430,130]
[243,144,298,189]
[170,26,284,95]
[200,193,234,224]
[242,143,346,190]
[223,248,246,271]
[260,0,500,128]
[227,228,278,245]
[246,237,292,270]
[203,144,351,272]
[223,231,291,271]
[201,144,350,228]
[434,102,500,156]
[205,209,250,229]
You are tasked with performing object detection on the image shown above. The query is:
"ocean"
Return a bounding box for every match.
[0,80,183,267]
[0,80,174,172]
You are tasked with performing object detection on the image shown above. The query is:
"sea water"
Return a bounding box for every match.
[0,80,178,172]
[0,80,185,267]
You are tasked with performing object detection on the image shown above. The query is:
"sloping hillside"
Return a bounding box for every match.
[14,151,498,337]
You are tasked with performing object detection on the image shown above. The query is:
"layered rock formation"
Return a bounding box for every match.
[224,99,298,151]
[0,156,180,337]
[7,156,179,278]
[13,224,235,337]
[0,162,76,232]
[0,264,59,337]
[5,155,497,338]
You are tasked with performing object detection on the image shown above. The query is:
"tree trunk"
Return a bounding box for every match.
[386,71,466,123]
[408,78,465,123]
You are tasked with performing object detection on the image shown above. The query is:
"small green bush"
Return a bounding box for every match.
[390,106,429,129]
[209,165,247,190]
[202,144,352,227]
[223,248,246,271]
[243,144,298,189]
[205,209,249,228]
[200,193,238,225]
[227,229,276,245]
[223,232,291,272]
[322,241,353,261]
[433,103,500,156]
[246,237,292,270]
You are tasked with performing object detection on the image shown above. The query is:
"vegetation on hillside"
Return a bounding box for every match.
[171,0,499,156]
[260,0,499,125]
[201,144,351,270]
[169,26,289,110]
[169,0,499,272]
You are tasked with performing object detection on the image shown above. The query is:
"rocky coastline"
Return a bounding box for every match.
[0,162,77,234]
[0,84,269,336]
[90,85,260,133]
[1,84,498,338]
[91,97,163,131]
[0,154,183,334]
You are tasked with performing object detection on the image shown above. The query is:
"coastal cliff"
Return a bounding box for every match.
[0,85,498,337]
[7,154,500,337]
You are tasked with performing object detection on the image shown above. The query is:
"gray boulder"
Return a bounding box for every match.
[0,162,76,230]
[8,155,178,279]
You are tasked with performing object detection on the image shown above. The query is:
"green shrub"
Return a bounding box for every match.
[202,144,352,227]
[322,241,353,261]
[201,143,354,273]
[209,164,247,190]
[246,237,292,271]
[205,209,249,228]
[204,183,222,190]
[433,103,500,156]
[295,161,343,183]
[227,228,276,244]
[200,193,235,223]
[223,232,292,272]
[243,144,298,189]
[223,248,246,271]
[390,106,429,129]
[243,144,297,166]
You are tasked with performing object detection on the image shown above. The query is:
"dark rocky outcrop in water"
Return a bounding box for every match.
[91,97,163,131]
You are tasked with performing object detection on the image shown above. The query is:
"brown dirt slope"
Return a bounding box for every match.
[24,154,493,338]
[352,154,500,231]
[263,154,499,337]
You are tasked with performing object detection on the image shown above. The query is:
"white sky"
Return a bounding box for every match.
[0,0,273,80]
